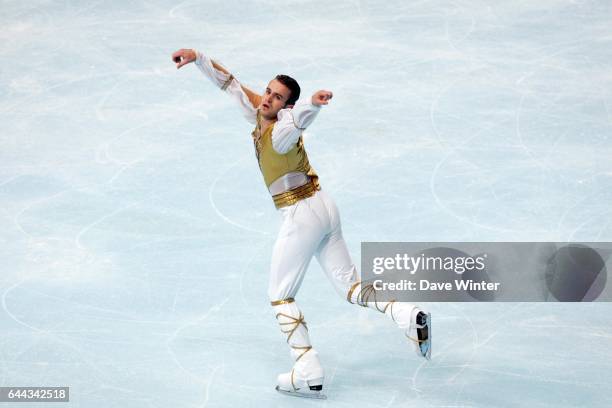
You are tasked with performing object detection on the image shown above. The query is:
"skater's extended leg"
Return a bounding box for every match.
[313,190,358,296]
[347,281,432,359]
[314,190,431,360]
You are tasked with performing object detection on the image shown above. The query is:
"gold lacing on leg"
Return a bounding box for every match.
[406,334,425,344]
[358,284,383,311]
[346,281,361,303]
[347,283,429,351]
[271,298,295,306]
[388,300,397,322]
[348,282,396,315]
[221,74,234,90]
[290,369,297,391]
[275,310,312,362]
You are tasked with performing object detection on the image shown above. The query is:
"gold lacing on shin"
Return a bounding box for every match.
[346,281,361,303]
[347,283,427,347]
[221,74,234,90]
[347,281,396,315]
[271,298,295,306]
[275,310,312,362]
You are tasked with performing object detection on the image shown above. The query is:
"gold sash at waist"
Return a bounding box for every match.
[272,179,320,209]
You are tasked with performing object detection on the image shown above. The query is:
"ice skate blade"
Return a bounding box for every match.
[419,312,432,360]
[275,385,327,400]
[408,311,432,360]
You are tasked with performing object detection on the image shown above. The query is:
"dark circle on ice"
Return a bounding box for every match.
[462,253,496,302]
[545,245,607,301]
[419,247,488,301]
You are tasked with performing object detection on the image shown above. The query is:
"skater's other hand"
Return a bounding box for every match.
[172,49,197,69]
[312,90,333,106]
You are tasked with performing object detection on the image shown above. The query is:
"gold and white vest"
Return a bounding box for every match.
[252,111,320,208]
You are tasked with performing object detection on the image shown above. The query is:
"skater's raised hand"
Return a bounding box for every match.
[311,90,333,106]
[172,48,197,69]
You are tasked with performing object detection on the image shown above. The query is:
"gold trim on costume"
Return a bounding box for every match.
[346,281,361,303]
[276,310,313,363]
[387,300,397,321]
[270,298,295,306]
[291,369,297,391]
[347,282,397,315]
[406,333,425,344]
[290,111,306,130]
[272,183,312,199]
[358,284,375,308]
[221,74,234,91]
[272,180,319,209]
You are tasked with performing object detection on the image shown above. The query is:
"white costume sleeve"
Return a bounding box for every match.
[194,50,258,124]
[271,102,322,154]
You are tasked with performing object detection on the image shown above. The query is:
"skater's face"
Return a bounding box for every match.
[260,79,293,119]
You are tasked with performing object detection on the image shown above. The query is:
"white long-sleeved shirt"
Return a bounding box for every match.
[194,51,321,154]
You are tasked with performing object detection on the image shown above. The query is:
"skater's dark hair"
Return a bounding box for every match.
[275,74,300,106]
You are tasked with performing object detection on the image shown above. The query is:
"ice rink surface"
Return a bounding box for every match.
[2,0,612,406]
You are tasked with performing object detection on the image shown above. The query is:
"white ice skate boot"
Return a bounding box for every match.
[387,303,432,360]
[275,368,326,399]
[272,298,327,399]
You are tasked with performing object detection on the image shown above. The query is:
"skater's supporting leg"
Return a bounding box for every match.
[268,193,330,302]
[271,298,325,398]
[268,195,332,397]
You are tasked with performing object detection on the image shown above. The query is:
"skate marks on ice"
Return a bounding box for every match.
[406,303,612,408]
[208,153,273,237]
[3,0,612,407]
[425,2,612,241]
[322,302,612,407]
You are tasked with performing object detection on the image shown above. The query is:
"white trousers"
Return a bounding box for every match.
[267,190,426,381]
[267,189,358,302]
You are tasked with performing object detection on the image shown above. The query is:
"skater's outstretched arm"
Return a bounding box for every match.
[172,48,260,124]
[271,90,333,154]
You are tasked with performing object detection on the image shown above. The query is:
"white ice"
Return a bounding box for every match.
[1,1,612,407]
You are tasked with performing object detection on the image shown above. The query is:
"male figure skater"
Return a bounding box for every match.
[171,48,431,399]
